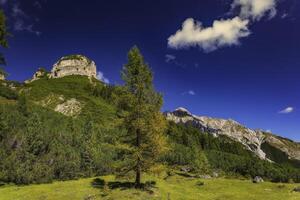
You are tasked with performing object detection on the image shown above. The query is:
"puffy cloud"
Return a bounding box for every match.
[97,71,110,84]
[231,0,277,20]
[168,17,250,52]
[168,0,279,52]
[279,107,294,114]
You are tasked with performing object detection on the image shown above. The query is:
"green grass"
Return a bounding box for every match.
[22,75,118,123]
[0,175,299,200]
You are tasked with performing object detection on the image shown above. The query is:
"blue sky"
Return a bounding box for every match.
[1,0,300,141]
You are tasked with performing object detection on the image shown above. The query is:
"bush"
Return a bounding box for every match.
[196,181,205,186]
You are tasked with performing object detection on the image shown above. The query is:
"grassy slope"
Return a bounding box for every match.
[0,175,299,200]
[21,76,118,124]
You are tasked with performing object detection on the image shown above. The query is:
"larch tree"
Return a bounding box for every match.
[121,46,167,188]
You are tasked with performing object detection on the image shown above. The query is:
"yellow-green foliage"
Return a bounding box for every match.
[0,175,299,200]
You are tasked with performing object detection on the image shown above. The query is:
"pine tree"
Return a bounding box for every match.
[121,46,167,188]
[0,10,8,66]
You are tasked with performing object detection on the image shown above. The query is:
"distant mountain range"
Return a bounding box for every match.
[165,107,300,165]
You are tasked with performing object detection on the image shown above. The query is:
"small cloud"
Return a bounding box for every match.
[279,107,294,114]
[231,0,278,21]
[165,54,176,63]
[266,129,272,133]
[165,54,186,68]
[168,17,250,52]
[281,13,288,19]
[182,90,196,96]
[188,90,196,95]
[97,71,110,84]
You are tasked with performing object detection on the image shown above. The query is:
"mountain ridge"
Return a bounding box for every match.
[165,107,300,163]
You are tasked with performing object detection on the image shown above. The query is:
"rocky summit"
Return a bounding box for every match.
[50,55,97,79]
[166,107,300,162]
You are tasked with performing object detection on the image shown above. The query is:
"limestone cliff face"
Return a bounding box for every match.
[50,55,97,79]
[165,107,300,162]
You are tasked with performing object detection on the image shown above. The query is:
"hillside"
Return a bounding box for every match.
[1,74,300,185]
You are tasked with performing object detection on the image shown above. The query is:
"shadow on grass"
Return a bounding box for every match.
[91,178,156,193]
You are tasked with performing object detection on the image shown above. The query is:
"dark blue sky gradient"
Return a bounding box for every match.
[1,0,300,141]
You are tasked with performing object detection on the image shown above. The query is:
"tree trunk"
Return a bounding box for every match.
[135,129,141,188]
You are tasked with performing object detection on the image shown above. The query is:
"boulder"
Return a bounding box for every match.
[180,166,191,173]
[197,175,211,179]
[253,176,264,183]
[212,172,219,178]
[293,187,300,192]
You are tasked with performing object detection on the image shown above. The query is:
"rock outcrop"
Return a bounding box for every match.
[50,55,97,79]
[25,68,48,83]
[165,107,300,162]
[54,98,82,117]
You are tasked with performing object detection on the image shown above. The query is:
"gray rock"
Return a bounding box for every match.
[54,98,82,116]
[253,176,264,183]
[198,175,211,179]
[212,172,219,178]
[25,68,47,83]
[180,166,191,173]
[50,55,97,79]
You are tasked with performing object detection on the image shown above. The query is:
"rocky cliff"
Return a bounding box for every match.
[166,107,300,162]
[50,55,97,79]
[25,68,48,83]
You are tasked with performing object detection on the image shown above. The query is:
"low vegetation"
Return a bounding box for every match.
[0,174,299,200]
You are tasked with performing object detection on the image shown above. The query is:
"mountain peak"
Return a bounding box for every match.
[174,107,192,115]
[166,108,300,162]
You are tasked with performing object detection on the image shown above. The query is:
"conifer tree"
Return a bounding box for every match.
[0,10,9,77]
[121,46,167,188]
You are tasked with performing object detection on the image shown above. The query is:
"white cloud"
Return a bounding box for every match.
[97,71,110,84]
[165,54,186,67]
[182,90,196,96]
[279,107,294,114]
[165,54,176,63]
[231,0,277,20]
[168,0,279,52]
[168,17,250,52]
[188,90,196,95]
